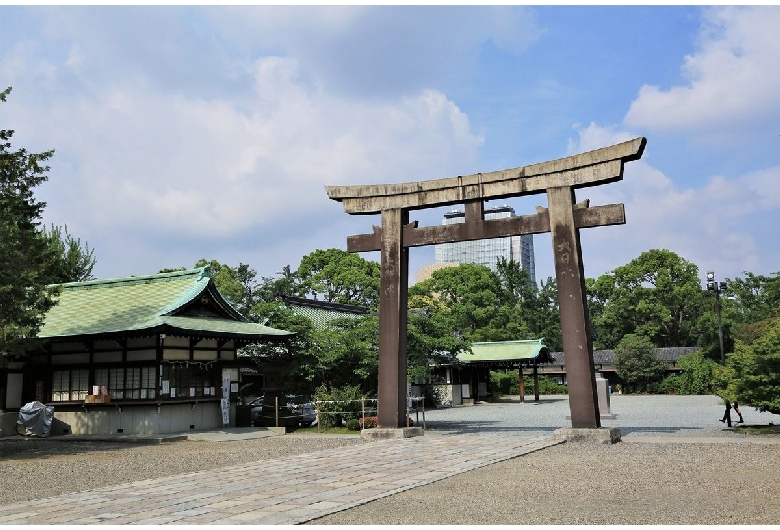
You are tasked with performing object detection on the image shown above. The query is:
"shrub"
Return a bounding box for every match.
[675,350,722,395]
[345,418,360,431]
[313,384,368,428]
[357,416,413,429]
[615,334,666,393]
[427,384,452,407]
[490,371,514,396]
[524,375,568,395]
[359,416,377,429]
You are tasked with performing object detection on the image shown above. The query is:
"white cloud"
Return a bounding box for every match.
[570,124,779,280]
[6,48,482,276]
[624,6,780,144]
[203,6,544,98]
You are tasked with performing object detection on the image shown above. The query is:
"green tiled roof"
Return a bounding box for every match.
[457,339,549,365]
[283,296,369,330]
[39,267,293,341]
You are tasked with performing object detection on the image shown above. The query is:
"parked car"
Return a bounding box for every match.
[248,396,266,427]
[248,395,316,427]
[285,395,316,427]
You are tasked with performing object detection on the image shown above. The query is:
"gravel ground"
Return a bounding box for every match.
[308,395,780,525]
[309,441,780,525]
[0,435,363,506]
[1,395,778,524]
[418,394,777,437]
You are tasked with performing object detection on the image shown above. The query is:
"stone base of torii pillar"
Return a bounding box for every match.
[360,427,424,441]
[554,427,622,444]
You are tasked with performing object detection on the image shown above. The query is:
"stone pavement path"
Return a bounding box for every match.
[0,433,561,525]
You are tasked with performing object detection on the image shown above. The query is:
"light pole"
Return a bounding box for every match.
[706,271,727,365]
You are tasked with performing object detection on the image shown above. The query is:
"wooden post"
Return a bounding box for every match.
[547,186,600,428]
[377,208,409,428]
[275,396,280,428]
[533,363,540,402]
[519,366,525,403]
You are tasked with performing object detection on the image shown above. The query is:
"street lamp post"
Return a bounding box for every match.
[706,271,728,365]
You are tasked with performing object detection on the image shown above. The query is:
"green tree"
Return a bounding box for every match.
[614,334,667,393]
[724,312,780,415]
[41,224,96,283]
[725,272,780,327]
[590,249,706,349]
[243,305,319,395]
[295,248,380,309]
[406,301,470,384]
[254,265,301,305]
[495,257,540,339]
[195,259,242,308]
[311,315,379,392]
[530,277,562,352]
[669,349,723,395]
[410,263,508,342]
[0,87,60,357]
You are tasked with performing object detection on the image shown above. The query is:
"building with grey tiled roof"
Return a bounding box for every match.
[281,296,369,329]
[544,347,699,388]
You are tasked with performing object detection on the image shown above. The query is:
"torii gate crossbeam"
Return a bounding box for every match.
[326,137,646,430]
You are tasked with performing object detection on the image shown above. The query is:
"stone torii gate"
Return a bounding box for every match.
[326,137,646,431]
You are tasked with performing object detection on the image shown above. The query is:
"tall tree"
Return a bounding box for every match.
[495,258,561,349]
[724,272,780,331]
[614,334,667,393]
[534,277,563,352]
[410,263,508,342]
[590,249,706,349]
[724,311,780,415]
[193,259,261,318]
[41,224,97,283]
[295,248,380,309]
[407,293,471,383]
[0,87,60,357]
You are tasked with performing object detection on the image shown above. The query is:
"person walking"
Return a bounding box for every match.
[719,400,732,427]
[733,401,745,423]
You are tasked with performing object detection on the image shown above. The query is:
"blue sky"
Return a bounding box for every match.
[2,5,778,287]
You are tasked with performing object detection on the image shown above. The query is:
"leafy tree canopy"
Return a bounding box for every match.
[1,87,59,357]
[614,333,667,393]
[725,272,780,335]
[671,350,723,395]
[724,311,780,415]
[410,263,506,342]
[295,248,380,309]
[590,249,705,349]
[41,224,96,283]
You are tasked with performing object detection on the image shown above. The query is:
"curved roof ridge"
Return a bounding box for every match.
[158,269,213,317]
[58,266,210,291]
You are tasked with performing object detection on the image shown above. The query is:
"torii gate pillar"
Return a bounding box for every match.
[548,187,598,427]
[377,208,410,428]
[326,137,646,430]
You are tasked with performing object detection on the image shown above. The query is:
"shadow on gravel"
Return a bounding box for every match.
[489,398,566,405]
[0,439,163,461]
[423,421,558,435]
[423,422,711,437]
[609,426,704,435]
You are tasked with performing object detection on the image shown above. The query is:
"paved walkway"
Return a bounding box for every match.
[0,433,561,525]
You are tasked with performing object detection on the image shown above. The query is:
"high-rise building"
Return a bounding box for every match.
[433,205,536,284]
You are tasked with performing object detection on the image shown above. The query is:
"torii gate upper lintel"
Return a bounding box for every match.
[326,137,647,429]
